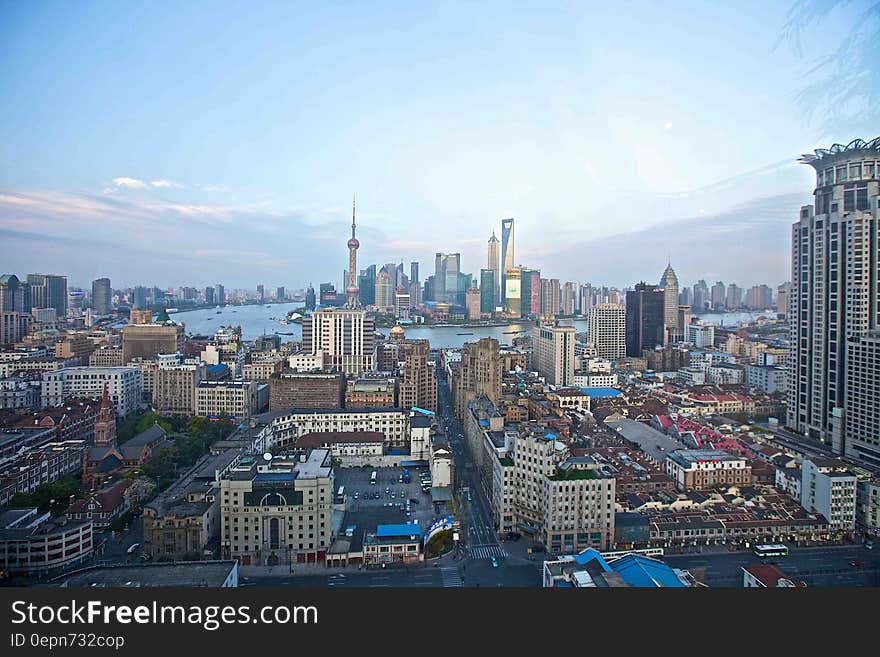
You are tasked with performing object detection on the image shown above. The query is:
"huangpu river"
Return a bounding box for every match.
[169,305,774,349]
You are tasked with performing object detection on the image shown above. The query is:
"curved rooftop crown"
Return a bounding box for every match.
[660,262,678,286]
[799,137,880,167]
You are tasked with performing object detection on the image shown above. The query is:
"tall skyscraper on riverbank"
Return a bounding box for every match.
[488,230,500,307]
[500,218,514,305]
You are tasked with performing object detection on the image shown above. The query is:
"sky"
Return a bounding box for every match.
[1,0,875,292]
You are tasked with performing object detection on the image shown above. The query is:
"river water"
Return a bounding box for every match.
[169,305,775,350]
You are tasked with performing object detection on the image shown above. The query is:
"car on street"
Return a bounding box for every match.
[490,556,498,568]
[850,560,862,568]
[126,543,140,554]
[400,490,406,498]
[353,492,359,499]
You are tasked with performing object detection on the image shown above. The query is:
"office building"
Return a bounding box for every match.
[41,366,142,417]
[27,274,67,317]
[487,231,500,305]
[562,282,575,316]
[745,284,773,310]
[122,322,185,363]
[625,282,665,357]
[776,283,790,319]
[453,338,501,419]
[214,284,225,306]
[532,324,576,386]
[269,371,345,410]
[302,308,376,376]
[504,268,521,318]
[659,263,680,343]
[692,280,709,311]
[500,218,514,304]
[665,450,751,491]
[0,312,30,345]
[480,269,496,314]
[725,283,742,310]
[194,380,260,421]
[844,332,880,467]
[588,303,626,360]
[397,340,437,413]
[0,275,23,312]
[541,278,561,317]
[801,458,857,532]
[153,357,205,416]
[304,285,315,310]
[90,278,112,315]
[519,268,540,317]
[220,450,334,565]
[788,137,880,457]
[374,270,394,311]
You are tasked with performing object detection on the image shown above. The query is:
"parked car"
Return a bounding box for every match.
[353,492,359,499]
[490,556,498,568]
[850,560,862,568]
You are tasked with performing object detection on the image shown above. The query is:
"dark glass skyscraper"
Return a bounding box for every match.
[480,269,495,313]
[91,277,112,315]
[305,284,316,311]
[27,274,67,316]
[625,282,665,357]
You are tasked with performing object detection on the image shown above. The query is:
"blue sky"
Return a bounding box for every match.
[0,0,873,291]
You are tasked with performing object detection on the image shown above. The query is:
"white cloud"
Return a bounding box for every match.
[112,177,147,189]
[150,179,183,188]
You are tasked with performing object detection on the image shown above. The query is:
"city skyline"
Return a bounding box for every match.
[2,2,876,289]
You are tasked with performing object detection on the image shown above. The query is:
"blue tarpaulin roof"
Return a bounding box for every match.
[376,524,423,538]
[611,554,686,588]
[579,387,622,398]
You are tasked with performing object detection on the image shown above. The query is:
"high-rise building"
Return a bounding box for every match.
[0,274,21,312]
[358,264,376,307]
[410,261,419,288]
[504,268,521,318]
[319,283,339,307]
[203,286,214,307]
[679,286,693,307]
[302,308,376,376]
[27,274,67,317]
[531,324,576,386]
[487,231,500,305]
[305,285,316,311]
[276,286,285,302]
[256,284,265,303]
[745,284,773,310]
[479,269,495,314]
[776,282,790,319]
[500,218,514,304]
[625,282,665,357]
[725,283,742,310]
[659,263,679,343]
[214,284,225,306]
[91,278,112,315]
[562,282,575,316]
[578,283,592,316]
[710,281,726,311]
[397,339,438,414]
[519,268,541,317]
[589,303,626,360]
[789,137,880,462]
[465,287,481,320]
[454,338,501,419]
[540,278,561,317]
[692,280,709,312]
[433,253,461,304]
[374,271,394,311]
[121,323,185,363]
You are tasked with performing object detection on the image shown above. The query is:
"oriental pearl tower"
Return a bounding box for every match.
[346,195,361,308]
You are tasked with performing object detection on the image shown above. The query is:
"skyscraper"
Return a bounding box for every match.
[625,282,665,357]
[789,137,880,462]
[500,218,514,304]
[433,253,461,305]
[359,264,376,307]
[659,263,679,343]
[562,282,575,316]
[519,268,541,317]
[480,269,495,314]
[214,284,225,306]
[0,274,21,312]
[710,281,726,311]
[303,309,376,376]
[693,280,709,311]
[487,230,500,306]
[504,267,521,318]
[91,278,112,315]
[374,270,394,311]
[776,282,790,319]
[203,286,214,306]
[346,196,361,308]
[540,278,561,317]
[276,286,286,302]
[532,323,576,386]
[589,303,626,360]
[305,284,316,311]
[27,274,67,317]
[410,262,419,288]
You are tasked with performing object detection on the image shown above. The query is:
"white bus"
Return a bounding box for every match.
[754,544,789,558]
[370,471,377,485]
[335,486,345,504]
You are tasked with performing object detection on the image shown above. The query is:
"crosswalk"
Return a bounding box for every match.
[468,544,508,559]
[440,567,463,587]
